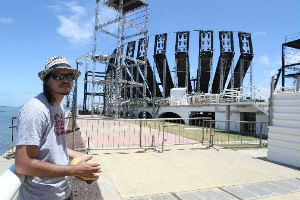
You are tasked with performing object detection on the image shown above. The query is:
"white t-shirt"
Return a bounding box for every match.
[16,93,71,200]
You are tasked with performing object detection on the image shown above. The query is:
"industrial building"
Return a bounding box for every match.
[73,0,272,136]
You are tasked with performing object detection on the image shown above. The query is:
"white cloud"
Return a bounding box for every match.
[259,55,270,66]
[56,3,94,45]
[254,31,267,37]
[0,17,13,24]
[48,4,62,11]
[54,2,118,45]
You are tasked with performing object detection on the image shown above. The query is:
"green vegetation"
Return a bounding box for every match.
[255,99,265,102]
[127,120,262,144]
[219,144,268,150]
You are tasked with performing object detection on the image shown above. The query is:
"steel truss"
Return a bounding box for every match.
[79,0,149,117]
[227,32,254,98]
[279,33,300,90]
[75,3,257,116]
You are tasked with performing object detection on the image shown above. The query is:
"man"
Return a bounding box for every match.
[15,56,101,200]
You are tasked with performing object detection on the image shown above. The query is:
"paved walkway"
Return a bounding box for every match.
[121,178,300,200]
[76,117,196,149]
[90,145,300,200]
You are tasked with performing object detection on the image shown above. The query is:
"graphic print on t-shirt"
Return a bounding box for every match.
[54,113,65,136]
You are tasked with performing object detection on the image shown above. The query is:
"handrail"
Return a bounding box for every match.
[0,164,25,200]
[0,109,71,200]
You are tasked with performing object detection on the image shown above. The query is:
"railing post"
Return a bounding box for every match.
[179,122,181,144]
[87,137,90,154]
[259,122,263,147]
[72,83,77,150]
[201,120,205,145]
[139,120,142,148]
[10,115,16,153]
[162,123,165,153]
[227,121,230,144]
[210,134,214,148]
[72,119,75,150]
[209,120,212,148]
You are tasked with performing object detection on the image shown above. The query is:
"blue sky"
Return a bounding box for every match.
[0,0,299,106]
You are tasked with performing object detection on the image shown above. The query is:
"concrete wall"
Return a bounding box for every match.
[215,112,227,130]
[215,110,266,134]
[230,112,241,132]
[256,113,269,136]
[215,111,240,132]
[268,92,300,168]
[134,103,269,134]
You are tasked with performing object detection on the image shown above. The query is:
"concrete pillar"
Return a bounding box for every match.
[182,111,190,125]
[225,105,230,131]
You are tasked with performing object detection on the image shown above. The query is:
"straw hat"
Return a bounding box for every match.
[38,56,81,81]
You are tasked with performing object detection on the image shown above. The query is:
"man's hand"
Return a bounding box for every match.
[73,156,101,178]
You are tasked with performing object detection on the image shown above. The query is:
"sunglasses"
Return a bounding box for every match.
[50,73,76,81]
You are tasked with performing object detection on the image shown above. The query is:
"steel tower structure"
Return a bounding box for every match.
[90,0,149,117]
[227,32,254,93]
[279,33,300,89]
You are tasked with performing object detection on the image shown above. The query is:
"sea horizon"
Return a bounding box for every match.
[0,105,22,108]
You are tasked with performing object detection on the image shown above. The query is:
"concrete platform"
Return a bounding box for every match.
[90,145,300,200]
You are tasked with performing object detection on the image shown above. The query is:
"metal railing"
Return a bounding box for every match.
[8,115,16,154]
[277,86,298,93]
[202,120,268,147]
[74,117,268,151]
[156,89,264,107]
[76,117,210,151]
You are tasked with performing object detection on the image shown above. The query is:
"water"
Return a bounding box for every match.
[0,107,20,155]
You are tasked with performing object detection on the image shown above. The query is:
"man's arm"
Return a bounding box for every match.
[67,148,86,159]
[15,145,100,178]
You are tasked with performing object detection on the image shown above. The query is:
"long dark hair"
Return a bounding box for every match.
[43,74,55,105]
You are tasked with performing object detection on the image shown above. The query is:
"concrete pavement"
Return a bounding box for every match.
[91,145,300,200]
[1,144,299,200]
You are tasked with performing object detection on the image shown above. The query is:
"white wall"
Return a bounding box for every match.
[230,112,240,132]
[268,92,300,168]
[134,103,268,133]
[256,113,269,136]
[215,112,226,130]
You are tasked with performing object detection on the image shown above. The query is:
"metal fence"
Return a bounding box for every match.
[74,117,268,151]
[202,120,268,147]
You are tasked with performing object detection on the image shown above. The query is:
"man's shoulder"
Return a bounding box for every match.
[21,93,49,114]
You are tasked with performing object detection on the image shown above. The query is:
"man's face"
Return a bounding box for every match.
[46,69,74,96]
